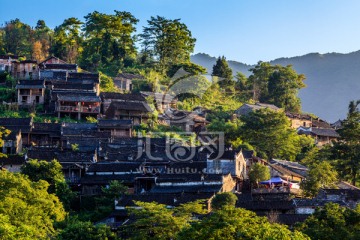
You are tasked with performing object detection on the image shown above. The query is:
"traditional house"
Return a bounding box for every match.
[268,159,308,183]
[29,123,61,147]
[298,127,340,146]
[0,118,33,146]
[11,60,39,79]
[0,55,18,72]
[81,162,143,195]
[206,150,247,192]
[67,72,100,94]
[2,129,22,154]
[39,56,68,65]
[27,148,96,184]
[16,80,45,106]
[235,103,280,116]
[39,62,77,72]
[100,92,147,113]
[97,119,132,138]
[40,70,67,81]
[207,150,247,179]
[0,155,25,172]
[113,73,144,92]
[104,99,152,125]
[55,93,101,120]
[286,112,313,129]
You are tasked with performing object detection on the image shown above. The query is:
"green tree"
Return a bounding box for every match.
[211,192,237,210]
[296,203,360,240]
[81,11,138,74]
[301,161,338,197]
[100,72,117,92]
[331,100,360,186]
[51,17,83,63]
[32,20,52,62]
[178,206,309,240]
[240,109,309,160]
[56,216,116,240]
[235,72,252,102]
[140,16,196,73]
[0,170,66,239]
[249,163,271,188]
[248,62,306,112]
[212,56,233,87]
[267,65,306,112]
[125,200,205,240]
[21,159,75,210]
[2,19,33,57]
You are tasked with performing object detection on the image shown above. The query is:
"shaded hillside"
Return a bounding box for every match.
[191,52,360,122]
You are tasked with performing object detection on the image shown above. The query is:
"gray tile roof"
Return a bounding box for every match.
[311,127,340,137]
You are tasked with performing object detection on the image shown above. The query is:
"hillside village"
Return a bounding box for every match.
[0,11,360,240]
[0,54,358,229]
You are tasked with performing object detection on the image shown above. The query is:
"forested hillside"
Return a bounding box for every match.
[191,52,360,122]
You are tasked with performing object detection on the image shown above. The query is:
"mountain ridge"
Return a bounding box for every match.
[190,51,360,122]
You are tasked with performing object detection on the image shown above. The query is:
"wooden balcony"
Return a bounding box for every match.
[57,106,100,113]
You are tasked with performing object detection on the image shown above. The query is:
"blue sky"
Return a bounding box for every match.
[1,0,360,64]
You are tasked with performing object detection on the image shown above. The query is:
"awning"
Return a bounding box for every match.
[259,177,289,185]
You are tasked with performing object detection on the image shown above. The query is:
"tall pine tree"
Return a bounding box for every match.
[212,56,233,86]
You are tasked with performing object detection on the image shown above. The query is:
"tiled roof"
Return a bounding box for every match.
[312,119,332,128]
[80,173,142,184]
[98,119,132,129]
[293,199,348,207]
[310,127,340,138]
[87,162,142,173]
[62,123,97,136]
[0,117,32,127]
[242,150,254,159]
[40,71,67,80]
[286,112,312,120]
[32,123,61,137]
[105,101,152,118]
[270,159,308,177]
[0,118,32,133]
[208,150,238,160]
[100,92,146,101]
[27,148,95,163]
[42,63,77,70]
[68,72,99,80]
[0,155,25,165]
[319,188,360,200]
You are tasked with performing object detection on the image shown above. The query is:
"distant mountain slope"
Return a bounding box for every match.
[191,52,360,122]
